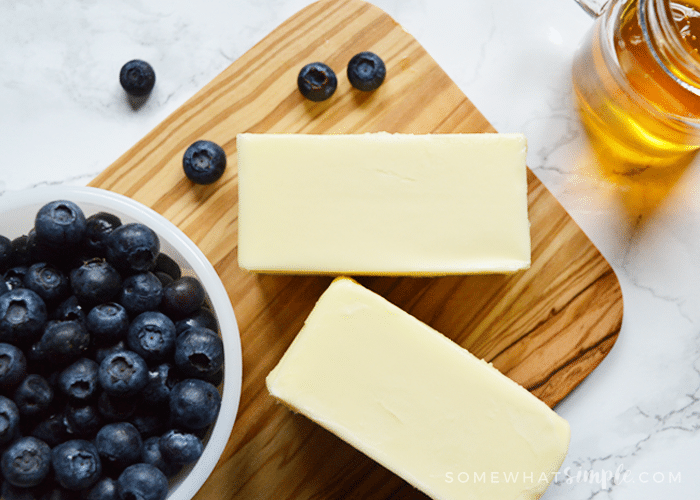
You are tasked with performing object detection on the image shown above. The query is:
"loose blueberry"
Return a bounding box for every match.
[154,253,181,281]
[174,327,224,379]
[1,436,51,488]
[158,429,204,466]
[0,395,20,446]
[141,363,179,405]
[84,476,118,500]
[297,62,337,101]
[13,374,53,419]
[0,288,47,345]
[96,392,137,422]
[94,341,127,366]
[160,276,206,319]
[30,413,70,447]
[118,272,162,316]
[70,259,122,308]
[169,378,221,431]
[126,311,176,364]
[97,350,148,397]
[182,140,227,185]
[64,403,102,439]
[119,60,156,97]
[86,303,129,346]
[0,342,27,389]
[32,319,90,367]
[141,436,180,477]
[51,295,86,323]
[51,439,102,491]
[175,307,218,336]
[106,223,160,275]
[85,212,122,256]
[95,422,143,472]
[3,266,28,291]
[23,263,69,307]
[34,200,87,250]
[347,51,386,91]
[116,463,168,500]
[130,410,165,439]
[57,358,99,401]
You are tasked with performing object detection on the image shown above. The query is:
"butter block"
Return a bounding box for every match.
[267,277,570,500]
[237,132,530,275]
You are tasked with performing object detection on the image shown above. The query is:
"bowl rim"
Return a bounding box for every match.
[0,185,242,500]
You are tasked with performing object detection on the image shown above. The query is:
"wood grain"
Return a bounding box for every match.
[90,0,624,498]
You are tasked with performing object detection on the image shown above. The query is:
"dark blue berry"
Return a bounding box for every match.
[57,358,99,401]
[182,140,227,185]
[297,62,337,101]
[51,439,102,491]
[94,341,127,366]
[141,436,180,477]
[0,395,20,446]
[32,319,90,366]
[13,374,53,419]
[86,303,129,346]
[95,422,142,472]
[51,295,86,323]
[118,272,162,316]
[84,476,118,500]
[119,60,156,97]
[129,410,165,439]
[1,436,51,488]
[0,235,12,273]
[154,253,181,281]
[23,262,69,308]
[174,327,224,379]
[158,429,204,466]
[347,51,386,91]
[169,378,221,431]
[3,267,28,291]
[84,212,122,256]
[175,307,218,336]
[63,403,102,439]
[106,223,160,275]
[34,200,86,249]
[141,363,178,405]
[126,312,175,364]
[160,276,205,319]
[0,288,47,345]
[0,343,27,389]
[70,258,122,308]
[97,350,148,397]
[116,463,168,500]
[30,413,70,447]
[96,392,137,422]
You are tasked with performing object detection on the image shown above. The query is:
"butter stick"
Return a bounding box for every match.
[267,277,570,500]
[237,132,530,275]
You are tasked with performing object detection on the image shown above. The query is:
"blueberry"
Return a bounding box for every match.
[119,60,156,97]
[0,343,27,389]
[51,295,86,323]
[51,439,102,491]
[141,436,180,477]
[96,392,137,422]
[9,237,32,268]
[169,378,221,431]
[0,288,47,345]
[175,307,218,336]
[116,463,168,500]
[106,223,160,275]
[84,476,118,500]
[0,235,12,273]
[85,212,122,256]
[95,422,142,472]
[174,327,224,379]
[129,410,165,439]
[32,319,90,366]
[34,200,87,249]
[158,429,204,466]
[13,374,53,419]
[126,312,175,364]
[347,51,386,91]
[182,140,227,185]
[118,272,162,316]
[1,436,51,488]
[30,413,70,447]
[0,395,20,446]
[141,363,179,405]
[154,253,181,281]
[3,266,29,291]
[97,350,148,397]
[86,303,129,346]
[160,276,206,319]
[63,403,102,439]
[297,62,337,101]
[70,258,122,308]
[57,358,99,401]
[94,341,127,366]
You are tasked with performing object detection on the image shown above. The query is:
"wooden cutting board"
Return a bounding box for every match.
[90,0,623,498]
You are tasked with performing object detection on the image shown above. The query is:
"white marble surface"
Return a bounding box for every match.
[1,0,698,498]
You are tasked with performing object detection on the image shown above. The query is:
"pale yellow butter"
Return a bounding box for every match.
[237,132,530,275]
[267,277,570,500]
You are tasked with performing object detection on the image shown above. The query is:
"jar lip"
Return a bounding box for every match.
[641,0,700,96]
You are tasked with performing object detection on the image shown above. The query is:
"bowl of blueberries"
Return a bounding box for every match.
[0,186,242,500]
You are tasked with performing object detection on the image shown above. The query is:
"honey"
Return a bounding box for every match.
[573,0,700,170]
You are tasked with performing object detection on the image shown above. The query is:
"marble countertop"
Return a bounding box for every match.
[2,0,697,498]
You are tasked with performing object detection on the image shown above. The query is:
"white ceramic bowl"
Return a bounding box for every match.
[0,185,242,499]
